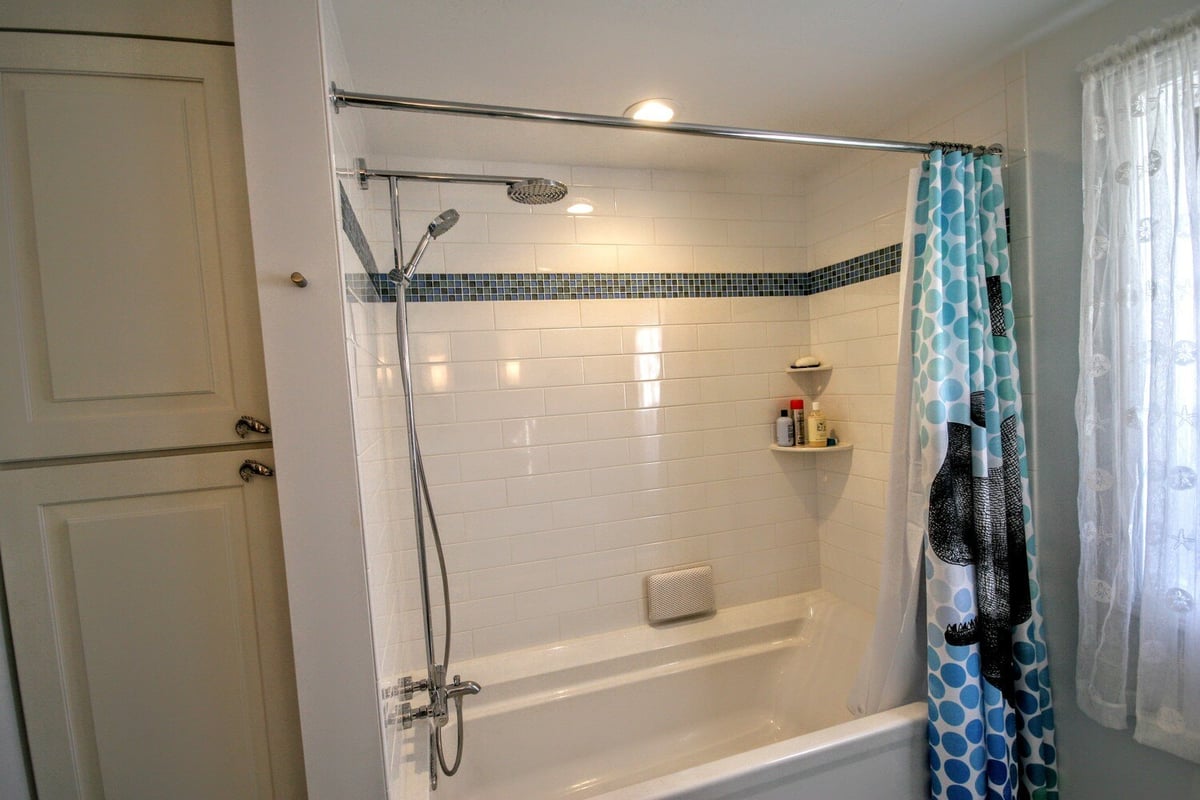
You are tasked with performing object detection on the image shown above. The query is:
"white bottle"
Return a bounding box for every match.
[806,402,828,447]
[776,410,795,447]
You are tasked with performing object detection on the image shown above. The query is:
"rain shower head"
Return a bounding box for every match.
[507,178,568,205]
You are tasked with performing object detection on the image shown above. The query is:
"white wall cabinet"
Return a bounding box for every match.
[0,449,304,800]
[0,33,270,461]
[0,28,308,799]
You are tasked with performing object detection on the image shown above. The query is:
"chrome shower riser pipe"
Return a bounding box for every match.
[386,184,481,790]
[389,177,441,696]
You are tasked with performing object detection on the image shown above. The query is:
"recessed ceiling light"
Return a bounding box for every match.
[566,200,594,215]
[624,98,676,123]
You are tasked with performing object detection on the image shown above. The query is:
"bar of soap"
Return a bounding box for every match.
[792,356,821,368]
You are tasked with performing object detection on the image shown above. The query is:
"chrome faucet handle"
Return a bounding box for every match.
[396,702,433,730]
[401,675,428,700]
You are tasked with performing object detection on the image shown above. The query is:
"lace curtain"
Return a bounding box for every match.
[1075,10,1200,763]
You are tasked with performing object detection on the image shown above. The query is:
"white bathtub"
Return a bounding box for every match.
[428,590,926,799]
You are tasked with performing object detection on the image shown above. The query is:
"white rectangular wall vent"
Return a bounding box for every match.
[645,564,715,624]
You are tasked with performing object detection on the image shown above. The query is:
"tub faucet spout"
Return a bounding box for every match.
[445,675,482,701]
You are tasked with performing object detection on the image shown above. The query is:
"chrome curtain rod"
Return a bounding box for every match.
[330,84,1000,156]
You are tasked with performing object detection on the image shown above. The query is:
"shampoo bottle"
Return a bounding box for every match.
[776,409,795,447]
[806,402,828,447]
[790,399,806,446]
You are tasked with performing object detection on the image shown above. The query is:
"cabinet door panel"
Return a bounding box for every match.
[0,34,269,459]
[25,79,218,400]
[0,450,304,799]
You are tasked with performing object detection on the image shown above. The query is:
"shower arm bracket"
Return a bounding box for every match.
[353,156,369,190]
[339,157,571,197]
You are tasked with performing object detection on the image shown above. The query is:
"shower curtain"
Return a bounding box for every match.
[852,150,1058,799]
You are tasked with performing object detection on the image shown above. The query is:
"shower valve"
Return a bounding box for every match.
[382,675,428,701]
[401,675,427,700]
[395,702,433,730]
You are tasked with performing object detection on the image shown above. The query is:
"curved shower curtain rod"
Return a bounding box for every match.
[330,83,1002,157]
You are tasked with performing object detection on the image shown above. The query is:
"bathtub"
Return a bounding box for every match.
[430,589,927,799]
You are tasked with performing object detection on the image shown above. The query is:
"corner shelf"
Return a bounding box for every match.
[778,362,841,452]
[769,443,854,454]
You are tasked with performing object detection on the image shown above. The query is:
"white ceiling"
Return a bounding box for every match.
[329,0,1108,178]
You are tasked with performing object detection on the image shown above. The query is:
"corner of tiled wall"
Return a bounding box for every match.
[803,58,1030,611]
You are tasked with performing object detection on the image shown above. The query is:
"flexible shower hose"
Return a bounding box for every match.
[413,443,465,776]
[396,290,466,777]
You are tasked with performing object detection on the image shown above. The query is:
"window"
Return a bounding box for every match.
[1075,12,1200,763]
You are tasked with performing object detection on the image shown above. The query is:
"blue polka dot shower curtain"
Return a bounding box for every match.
[911,150,1057,800]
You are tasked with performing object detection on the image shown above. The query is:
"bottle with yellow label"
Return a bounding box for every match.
[805,401,828,447]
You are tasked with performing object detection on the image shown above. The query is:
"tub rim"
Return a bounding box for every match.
[590,701,927,800]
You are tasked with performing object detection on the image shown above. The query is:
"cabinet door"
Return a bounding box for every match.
[0,449,305,799]
[0,33,270,460]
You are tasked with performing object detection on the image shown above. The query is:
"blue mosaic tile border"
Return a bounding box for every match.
[338,183,378,278]
[347,270,815,302]
[806,243,902,294]
[343,242,903,303]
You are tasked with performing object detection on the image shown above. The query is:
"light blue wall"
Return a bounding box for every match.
[1026,0,1200,795]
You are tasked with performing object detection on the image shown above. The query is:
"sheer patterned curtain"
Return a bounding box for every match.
[1075,10,1200,763]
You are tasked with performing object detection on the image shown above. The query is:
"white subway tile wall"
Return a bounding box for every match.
[354,295,819,671]
[801,57,1030,612]
[341,58,1030,674]
[353,159,806,275]
[806,274,901,611]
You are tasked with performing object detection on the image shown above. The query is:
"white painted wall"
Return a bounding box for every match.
[231,1,386,797]
[1025,0,1200,795]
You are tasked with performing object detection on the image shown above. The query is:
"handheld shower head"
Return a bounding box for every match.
[427,208,460,238]
[401,208,460,283]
